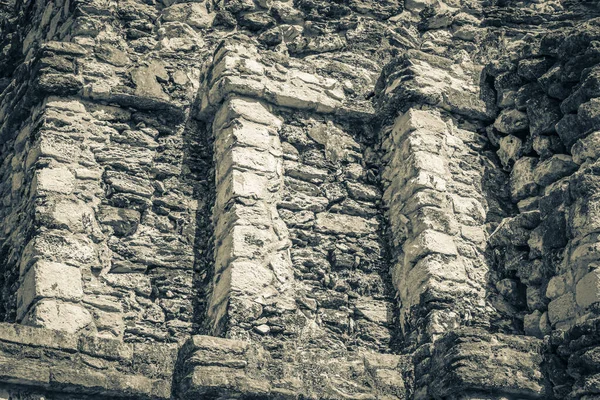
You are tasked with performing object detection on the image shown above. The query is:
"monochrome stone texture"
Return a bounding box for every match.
[0,0,598,398]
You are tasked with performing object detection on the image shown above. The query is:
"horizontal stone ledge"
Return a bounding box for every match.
[82,86,187,123]
[423,328,550,399]
[195,73,374,124]
[177,335,407,400]
[0,355,171,400]
[0,323,175,398]
[0,322,135,361]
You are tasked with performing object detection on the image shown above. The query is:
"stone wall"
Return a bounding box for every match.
[0,0,598,399]
[481,10,600,399]
[0,0,215,343]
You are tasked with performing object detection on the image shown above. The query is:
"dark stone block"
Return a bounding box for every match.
[36,73,82,96]
[556,114,585,149]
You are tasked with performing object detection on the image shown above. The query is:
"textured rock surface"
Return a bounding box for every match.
[0,0,598,398]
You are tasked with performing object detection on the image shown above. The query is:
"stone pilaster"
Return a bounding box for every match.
[207,96,296,338]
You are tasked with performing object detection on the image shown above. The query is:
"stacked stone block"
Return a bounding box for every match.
[0,0,218,343]
[1,0,596,398]
[482,13,600,399]
[484,18,600,336]
[207,96,296,339]
[381,107,491,348]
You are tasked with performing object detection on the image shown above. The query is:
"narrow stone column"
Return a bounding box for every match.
[381,108,490,345]
[207,96,296,338]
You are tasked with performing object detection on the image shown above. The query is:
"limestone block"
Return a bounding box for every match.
[159,22,205,52]
[216,147,279,184]
[404,151,447,178]
[526,94,562,136]
[35,135,91,164]
[0,322,79,352]
[401,189,450,215]
[43,41,88,56]
[268,78,341,113]
[546,275,567,300]
[427,329,547,398]
[403,255,467,298]
[225,261,274,298]
[215,170,270,210]
[497,135,522,168]
[391,171,447,204]
[19,230,99,276]
[524,310,543,338]
[572,131,600,165]
[556,114,585,149]
[526,286,547,312]
[315,213,375,236]
[97,205,141,237]
[539,311,551,335]
[547,293,577,325]
[391,109,447,145]
[131,61,169,101]
[493,109,529,134]
[307,121,360,163]
[403,229,458,266]
[215,225,274,271]
[161,2,215,29]
[93,309,125,339]
[533,154,577,187]
[518,196,539,213]
[37,73,83,96]
[17,261,83,319]
[23,300,92,333]
[214,97,282,130]
[38,199,98,234]
[576,269,600,309]
[182,366,270,398]
[283,160,329,183]
[401,130,444,158]
[405,0,439,12]
[214,203,271,240]
[489,214,538,248]
[532,135,564,160]
[279,191,329,212]
[33,167,75,195]
[346,182,380,202]
[94,44,130,67]
[578,98,600,133]
[510,157,539,202]
[567,236,600,277]
[215,120,274,152]
[354,299,390,324]
[569,197,600,238]
[104,172,155,198]
[408,206,459,237]
[460,225,486,244]
[450,194,486,224]
[103,274,152,297]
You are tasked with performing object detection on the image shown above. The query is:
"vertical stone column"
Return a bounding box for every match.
[381,108,490,345]
[207,96,296,339]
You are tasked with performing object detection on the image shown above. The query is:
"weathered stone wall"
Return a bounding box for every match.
[0,0,215,343]
[0,0,599,398]
[481,9,600,399]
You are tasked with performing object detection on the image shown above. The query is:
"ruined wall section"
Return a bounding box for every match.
[0,0,222,343]
[481,11,600,399]
[0,0,77,327]
[370,1,556,398]
[188,34,407,398]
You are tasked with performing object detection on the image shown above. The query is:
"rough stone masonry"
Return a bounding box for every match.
[0,0,599,398]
